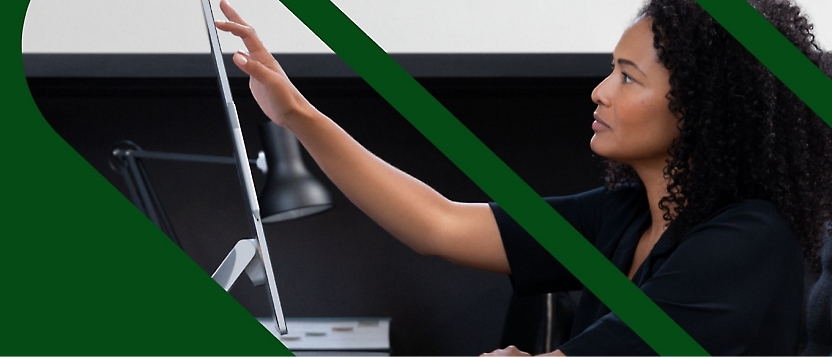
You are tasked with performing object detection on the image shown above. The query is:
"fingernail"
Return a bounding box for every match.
[233,53,248,66]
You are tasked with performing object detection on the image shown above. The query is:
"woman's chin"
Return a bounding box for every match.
[590,140,630,164]
[589,137,611,158]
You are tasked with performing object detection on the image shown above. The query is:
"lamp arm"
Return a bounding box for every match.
[110,145,263,249]
[115,148,258,166]
[110,146,185,248]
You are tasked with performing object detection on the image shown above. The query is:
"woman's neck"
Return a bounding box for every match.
[632,160,673,243]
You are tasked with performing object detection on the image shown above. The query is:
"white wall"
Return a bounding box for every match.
[24,0,831,54]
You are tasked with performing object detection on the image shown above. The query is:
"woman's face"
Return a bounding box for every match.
[590,16,680,169]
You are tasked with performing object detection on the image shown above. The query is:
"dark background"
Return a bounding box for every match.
[26,55,607,355]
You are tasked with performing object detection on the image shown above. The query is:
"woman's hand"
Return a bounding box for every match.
[481,346,566,356]
[214,0,312,127]
[481,345,531,356]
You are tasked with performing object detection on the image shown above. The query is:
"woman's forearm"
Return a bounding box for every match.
[284,107,509,273]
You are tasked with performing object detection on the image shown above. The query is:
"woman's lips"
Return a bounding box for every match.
[592,113,611,131]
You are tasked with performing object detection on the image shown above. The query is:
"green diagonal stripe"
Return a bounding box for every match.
[278,0,707,355]
[696,0,832,126]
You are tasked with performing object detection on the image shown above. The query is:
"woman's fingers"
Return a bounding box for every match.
[214,0,285,72]
[232,51,275,83]
[214,21,273,64]
[218,0,251,27]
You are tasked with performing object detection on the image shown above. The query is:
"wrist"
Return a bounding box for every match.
[282,99,322,134]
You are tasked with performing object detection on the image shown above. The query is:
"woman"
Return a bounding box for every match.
[215,0,832,354]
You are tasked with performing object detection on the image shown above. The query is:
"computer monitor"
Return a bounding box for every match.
[199,0,288,335]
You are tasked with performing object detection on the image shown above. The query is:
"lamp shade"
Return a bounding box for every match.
[259,121,333,223]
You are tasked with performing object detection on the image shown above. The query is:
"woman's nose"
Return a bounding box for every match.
[591,76,611,106]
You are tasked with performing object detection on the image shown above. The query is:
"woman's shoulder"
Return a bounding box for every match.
[565,183,646,204]
[560,183,648,215]
[700,199,789,229]
[686,199,798,250]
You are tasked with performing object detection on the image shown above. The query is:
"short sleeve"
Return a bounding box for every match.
[488,187,628,294]
[558,200,804,355]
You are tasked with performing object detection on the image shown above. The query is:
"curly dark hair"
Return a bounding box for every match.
[604,0,832,270]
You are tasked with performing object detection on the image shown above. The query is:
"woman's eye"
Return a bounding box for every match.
[622,72,634,83]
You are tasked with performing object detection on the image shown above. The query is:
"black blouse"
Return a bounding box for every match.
[488,186,804,355]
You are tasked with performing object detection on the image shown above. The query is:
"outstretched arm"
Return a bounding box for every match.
[214,0,509,274]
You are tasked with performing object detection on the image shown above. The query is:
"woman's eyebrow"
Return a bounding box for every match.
[616,58,647,77]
